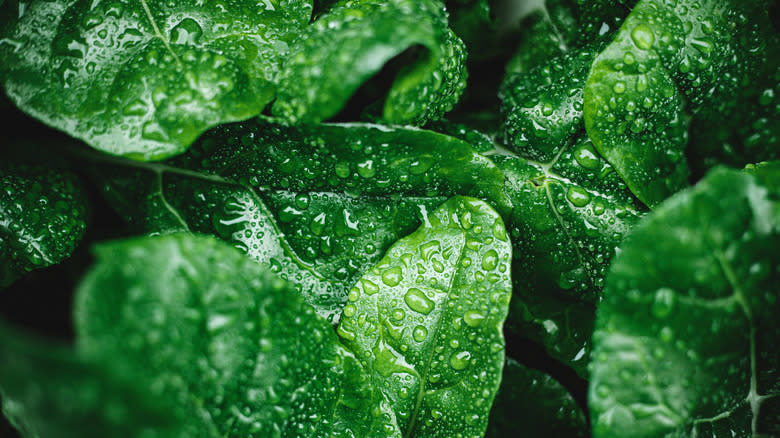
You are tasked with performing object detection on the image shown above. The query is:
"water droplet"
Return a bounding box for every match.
[357,159,375,178]
[481,250,498,271]
[382,266,403,286]
[631,24,655,50]
[404,288,435,315]
[170,18,203,45]
[573,142,600,170]
[413,325,428,342]
[566,186,591,207]
[361,278,379,295]
[449,351,471,370]
[463,310,485,327]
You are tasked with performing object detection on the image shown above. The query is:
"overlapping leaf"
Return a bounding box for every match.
[337,196,512,437]
[87,121,508,321]
[1,156,88,288]
[75,233,400,438]
[589,167,780,437]
[0,0,466,160]
[583,0,778,205]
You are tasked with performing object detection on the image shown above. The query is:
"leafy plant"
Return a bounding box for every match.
[0,1,777,437]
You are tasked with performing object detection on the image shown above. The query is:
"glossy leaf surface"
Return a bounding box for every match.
[0,159,88,288]
[0,321,196,438]
[273,0,467,125]
[583,0,777,206]
[486,358,587,438]
[74,233,398,438]
[337,196,512,437]
[589,167,780,437]
[89,121,508,321]
[0,0,312,160]
[494,136,643,376]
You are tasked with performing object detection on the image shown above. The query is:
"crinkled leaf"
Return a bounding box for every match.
[486,358,588,438]
[272,0,467,125]
[336,196,512,437]
[1,158,88,288]
[501,44,602,162]
[86,121,508,321]
[0,321,198,438]
[589,167,780,437]
[0,0,312,160]
[74,233,399,438]
[494,135,643,376]
[583,0,777,206]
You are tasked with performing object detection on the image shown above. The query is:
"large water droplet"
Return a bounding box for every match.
[404,288,435,315]
[631,24,655,50]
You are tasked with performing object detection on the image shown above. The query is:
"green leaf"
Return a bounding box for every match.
[74,233,400,438]
[589,167,780,437]
[0,158,89,288]
[0,321,197,438]
[501,44,603,162]
[86,121,509,321]
[272,0,467,125]
[494,135,644,376]
[336,196,512,437]
[583,0,777,206]
[0,0,311,160]
[486,358,588,438]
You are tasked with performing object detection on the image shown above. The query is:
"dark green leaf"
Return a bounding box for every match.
[494,135,644,376]
[589,167,780,437]
[336,196,512,437]
[74,233,399,438]
[272,0,467,125]
[0,0,312,160]
[86,121,509,321]
[0,320,197,438]
[583,0,777,206]
[1,159,89,288]
[486,358,588,438]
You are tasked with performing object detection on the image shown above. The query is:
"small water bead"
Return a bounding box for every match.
[449,351,471,370]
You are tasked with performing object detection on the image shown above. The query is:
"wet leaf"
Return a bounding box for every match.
[0,0,312,160]
[0,158,88,288]
[494,135,644,376]
[74,233,399,438]
[273,0,467,125]
[589,167,780,437]
[337,196,512,437]
[583,0,777,206]
[86,121,508,321]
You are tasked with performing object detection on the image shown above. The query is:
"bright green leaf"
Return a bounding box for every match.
[74,233,400,438]
[583,0,777,206]
[589,167,780,437]
[337,196,512,437]
[0,0,312,160]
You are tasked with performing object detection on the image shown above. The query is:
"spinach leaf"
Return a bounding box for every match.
[0,0,311,160]
[86,121,508,322]
[337,196,512,437]
[589,167,779,437]
[74,233,400,438]
[273,0,467,125]
[486,358,588,438]
[583,0,777,206]
[0,321,198,438]
[494,135,644,376]
[0,158,88,288]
